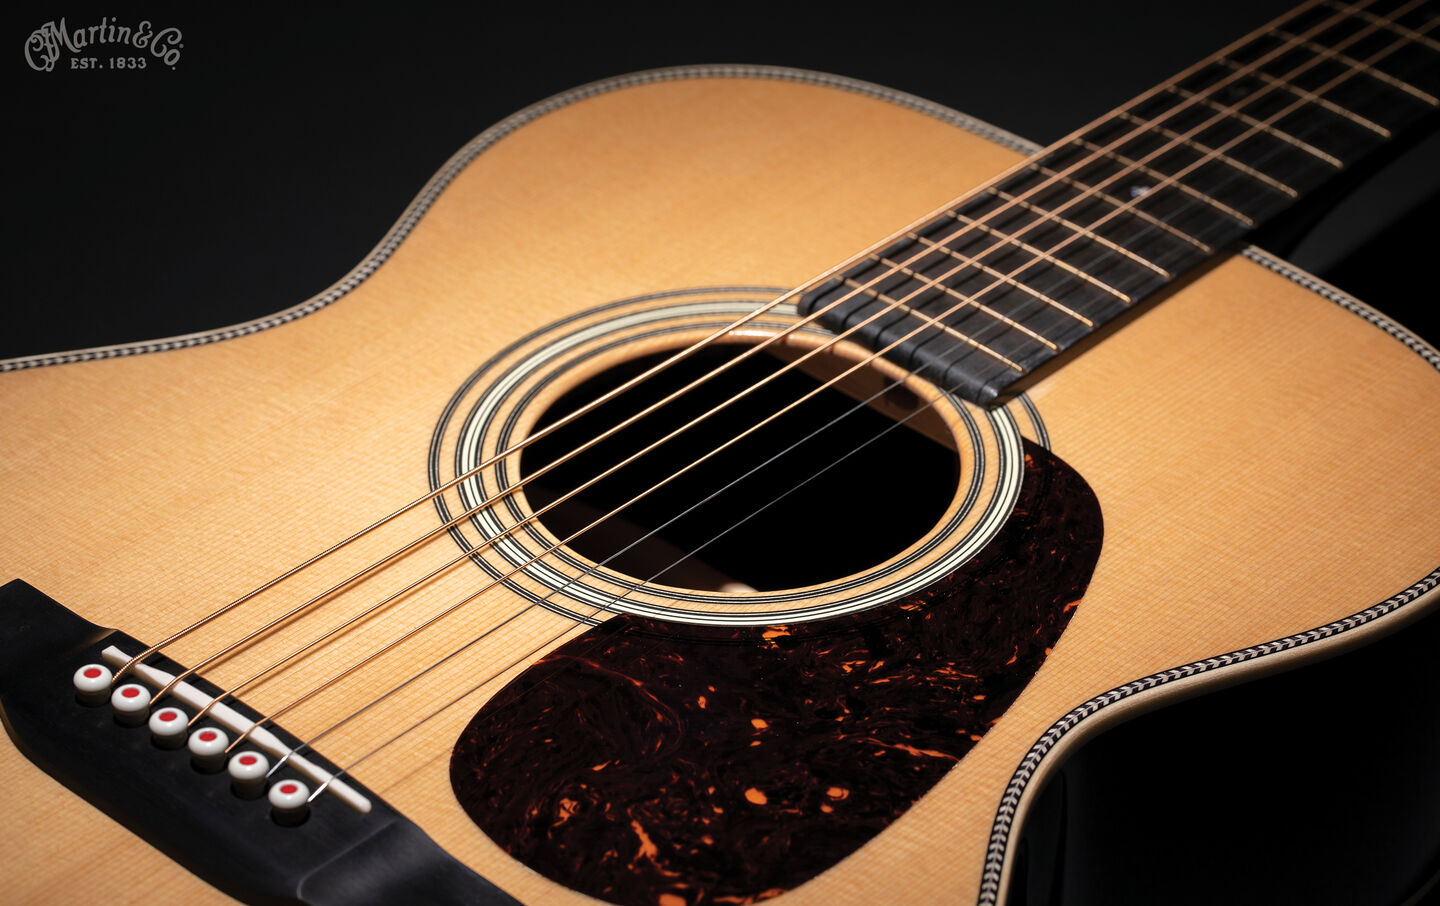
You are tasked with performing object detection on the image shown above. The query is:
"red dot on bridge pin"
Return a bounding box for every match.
[198,729,218,742]
[227,750,269,785]
[120,687,140,699]
[158,710,180,722]
[73,664,114,698]
[268,778,310,822]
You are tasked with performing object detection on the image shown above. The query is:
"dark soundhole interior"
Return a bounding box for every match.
[519,343,960,592]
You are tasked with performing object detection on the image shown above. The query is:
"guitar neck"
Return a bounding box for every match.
[798,0,1439,405]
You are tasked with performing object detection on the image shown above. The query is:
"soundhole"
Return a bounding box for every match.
[519,342,961,593]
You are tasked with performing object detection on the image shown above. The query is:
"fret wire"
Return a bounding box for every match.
[802,0,1343,369]
[839,278,1025,372]
[905,230,1104,322]
[1324,0,1440,53]
[1214,55,1393,134]
[849,0,1416,403]
[1094,2,1434,264]
[1169,85,1345,165]
[938,213,1146,297]
[942,0,1424,366]
[802,2,1344,392]
[957,199,1171,281]
[907,228,1104,322]
[1273,27,1440,104]
[1073,137,1259,225]
[861,0,1405,387]
[132,3,1439,771]
[1113,110,1299,197]
[1011,171,1215,252]
[805,0,1345,353]
[326,12,1440,771]
[315,4,1426,776]
[873,255,1063,348]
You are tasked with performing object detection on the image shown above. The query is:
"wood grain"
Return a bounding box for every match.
[1,71,1436,905]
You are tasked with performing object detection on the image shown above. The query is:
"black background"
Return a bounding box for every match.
[8,3,1440,904]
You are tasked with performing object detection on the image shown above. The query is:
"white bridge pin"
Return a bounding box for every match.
[228,750,269,799]
[148,707,188,749]
[187,727,229,772]
[72,664,112,705]
[268,779,310,826]
[110,683,151,726]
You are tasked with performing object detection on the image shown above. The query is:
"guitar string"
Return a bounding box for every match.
[113,0,1343,685]
[187,271,1030,729]
[312,346,992,799]
[158,2,1399,700]
[272,7,1432,787]
[204,4,1375,736]
[149,0,1440,777]
[294,308,1036,788]
[170,0,1400,725]
[191,3,1416,754]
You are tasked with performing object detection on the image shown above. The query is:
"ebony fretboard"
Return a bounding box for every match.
[798,0,1440,405]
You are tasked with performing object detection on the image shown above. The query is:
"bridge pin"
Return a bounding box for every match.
[148,707,188,749]
[227,750,269,799]
[187,727,229,773]
[110,683,151,726]
[72,663,112,705]
[268,779,310,826]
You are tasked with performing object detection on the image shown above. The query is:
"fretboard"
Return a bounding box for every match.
[797,0,1440,405]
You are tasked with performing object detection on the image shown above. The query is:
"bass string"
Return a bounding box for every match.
[230,248,1057,750]
[137,0,1382,700]
[114,0,1348,685]
[283,102,1375,788]
[310,260,1129,797]
[299,335,992,792]
[199,279,1006,729]
[211,92,1313,739]
[164,0,1386,717]
[123,0,1347,685]
[294,5,1436,792]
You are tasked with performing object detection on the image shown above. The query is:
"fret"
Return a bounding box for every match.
[1168,85,1343,166]
[950,182,1171,292]
[1124,94,1341,198]
[882,231,1106,347]
[1075,120,1302,226]
[897,236,1093,327]
[797,0,1440,407]
[1273,27,1440,104]
[1021,166,1215,253]
[841,246,1065,355]
[979,188,1169,277]
[871,255,1062,349]
[939,213,1147,296]
[1071,138,1258,226]
[1328,1,1440,53]
[838,279,1024,372]
[1112,110,1299,198]
[1214,55,1393,134]
[952,206,1168,326]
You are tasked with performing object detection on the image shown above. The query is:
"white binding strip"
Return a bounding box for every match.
[99,645,372,813]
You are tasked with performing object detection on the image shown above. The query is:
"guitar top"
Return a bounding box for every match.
[4,2,1439,904]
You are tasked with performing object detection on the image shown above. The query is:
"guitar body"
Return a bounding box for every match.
[2,68,1437,905]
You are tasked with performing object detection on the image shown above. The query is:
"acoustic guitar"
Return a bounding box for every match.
[4,1,1438,904]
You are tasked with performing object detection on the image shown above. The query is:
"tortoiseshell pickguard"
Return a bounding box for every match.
[451,440,1102,905]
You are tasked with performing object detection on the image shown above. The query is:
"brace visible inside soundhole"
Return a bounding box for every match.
[518,342,960,592]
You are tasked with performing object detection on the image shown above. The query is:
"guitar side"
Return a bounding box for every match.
[1,69,1437,905]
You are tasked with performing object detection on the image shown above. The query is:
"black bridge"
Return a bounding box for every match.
[0,579,518,906]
